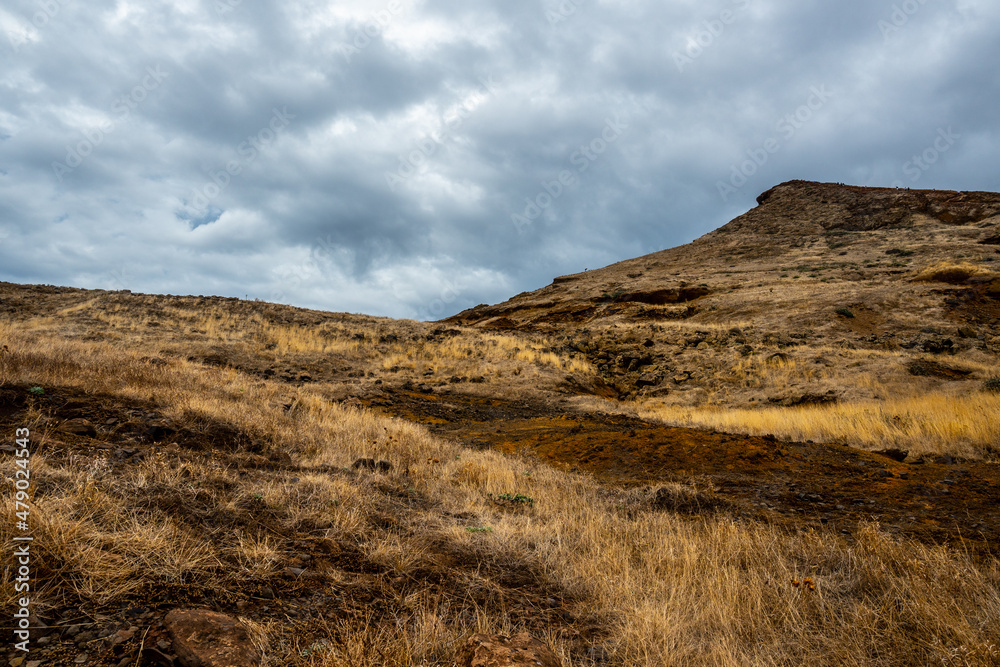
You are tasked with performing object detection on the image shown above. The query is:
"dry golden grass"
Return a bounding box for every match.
[379,332,593,379]
[630,346,1000,460]
[638,393,1000,460]
[3,316,1000,665]
[912,261,998,284]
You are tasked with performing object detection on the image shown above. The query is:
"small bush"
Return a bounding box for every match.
[835,308,855,318]
[489,492,534,506]
[913,261,996,284]
[984,377,1000,393]
[28,386,44,395]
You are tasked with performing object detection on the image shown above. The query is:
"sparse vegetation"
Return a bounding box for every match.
[489,492,534,506]
[913,261,997,284]
[985,377,1000,393]
[835,307,855,318]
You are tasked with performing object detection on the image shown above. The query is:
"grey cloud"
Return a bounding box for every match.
[1,0,997,318]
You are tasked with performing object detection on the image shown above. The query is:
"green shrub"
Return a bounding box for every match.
[984,377,1000,393]
[835,308,855,318]
[489,492,534,506]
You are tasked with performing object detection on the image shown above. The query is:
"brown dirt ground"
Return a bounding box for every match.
[367,388,1000,556]
[1,386,601,666]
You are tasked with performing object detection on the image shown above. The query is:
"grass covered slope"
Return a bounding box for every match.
[2,306,1000,666]
[447,180,1000,461]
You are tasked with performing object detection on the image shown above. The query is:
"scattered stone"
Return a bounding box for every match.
[352,458,391,473]
[875,448,909,462]
[921,338,955,354]
[60,418,97,437]
[142,421,176,441]
[454,632,560,667]
[635,372,661,388]
[110,627,136,646]
[352,458,376,471]
[165,609,262,667]
[73,654,88,664]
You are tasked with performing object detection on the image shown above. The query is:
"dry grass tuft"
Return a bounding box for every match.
[639,391,1000,460]
[912,261,997,283]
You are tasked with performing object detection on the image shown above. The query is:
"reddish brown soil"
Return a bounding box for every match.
[370,389,1000,555]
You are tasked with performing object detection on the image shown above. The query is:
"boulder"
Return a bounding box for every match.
[164,609,260,667]
[454,633,560,667]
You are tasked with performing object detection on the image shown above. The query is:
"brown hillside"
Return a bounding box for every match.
[448,180,1000,332]
[2,180,1000,666]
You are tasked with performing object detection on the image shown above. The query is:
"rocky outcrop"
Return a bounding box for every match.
[454,632,560,667]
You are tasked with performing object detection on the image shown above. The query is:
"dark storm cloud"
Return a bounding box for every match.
[1,0,997,318]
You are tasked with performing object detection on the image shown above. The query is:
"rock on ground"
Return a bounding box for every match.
[454,632,560,667]
[164,609,261,667]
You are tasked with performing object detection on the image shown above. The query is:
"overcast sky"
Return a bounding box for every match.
[1,0,998,319]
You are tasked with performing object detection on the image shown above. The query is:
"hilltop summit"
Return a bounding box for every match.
[447,180,1000,334]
